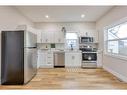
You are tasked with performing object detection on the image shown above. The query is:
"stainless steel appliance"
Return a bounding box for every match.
[82,52,97,68]
[54,51,65,67]
[80,45,97,52]
[80,46,97,68]
[1,30,37,85]
[79,37,93,43]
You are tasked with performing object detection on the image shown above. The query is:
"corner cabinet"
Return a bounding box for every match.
[65,52,82,68]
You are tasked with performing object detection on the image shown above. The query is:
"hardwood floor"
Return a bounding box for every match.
[0,68,127,89]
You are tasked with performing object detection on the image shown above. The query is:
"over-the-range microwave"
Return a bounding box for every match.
[79,37,94,43]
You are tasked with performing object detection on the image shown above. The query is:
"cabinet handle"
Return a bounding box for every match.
[47,62,51,64]
[58,39,61,42]
[72,56,75,59]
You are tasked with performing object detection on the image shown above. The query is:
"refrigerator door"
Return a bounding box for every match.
[24,31,37,48]
[1,31,24,85]
[24,48,37,84]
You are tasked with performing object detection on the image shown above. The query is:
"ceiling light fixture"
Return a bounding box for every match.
[45,15,49,18]
[81,14,85,18]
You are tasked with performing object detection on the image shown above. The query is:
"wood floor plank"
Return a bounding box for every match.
[0,68,127,89]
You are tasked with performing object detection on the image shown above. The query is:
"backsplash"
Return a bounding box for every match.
[37,43,65,50]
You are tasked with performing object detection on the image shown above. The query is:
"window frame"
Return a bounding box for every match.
[104,17,127,59]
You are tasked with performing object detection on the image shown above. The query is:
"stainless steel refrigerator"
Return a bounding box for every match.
[1,30,37,85]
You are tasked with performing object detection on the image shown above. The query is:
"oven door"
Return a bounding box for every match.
[82,52,97,61]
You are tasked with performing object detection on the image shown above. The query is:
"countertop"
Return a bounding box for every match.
[38,49,82,53]
[37,48,102,54]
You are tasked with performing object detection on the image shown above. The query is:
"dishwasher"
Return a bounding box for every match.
[54,52,65,67]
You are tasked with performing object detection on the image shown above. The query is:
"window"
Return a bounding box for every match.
[105,21,127,56]
[65,32,78,50]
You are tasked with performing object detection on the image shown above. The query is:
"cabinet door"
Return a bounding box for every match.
[73,53,82,67]
[65,53,72,67]
[41,32,47,43]
[65,53,81,67]
[37,52,43,68]
[97,53,102,67]
[37,31,41,43]
[54,31,64,43]
[41,31,55,43]
[48,31,55,43]
[39,52,46,68]
[95,30,99,43]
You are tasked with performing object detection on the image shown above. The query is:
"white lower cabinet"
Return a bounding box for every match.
[97,52,103,67]
[38,51,54,68]
[65,52,82,68]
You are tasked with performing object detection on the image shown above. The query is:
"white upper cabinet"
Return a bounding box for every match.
[41,32,47,43]
[41,31,54,43]
[54,31,65,43]
[39,31,64,43]
[37,30,42,43]
[49,31,55,43]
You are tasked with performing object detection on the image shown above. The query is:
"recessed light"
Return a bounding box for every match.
[45,15,49,18]
[81,14,85,18]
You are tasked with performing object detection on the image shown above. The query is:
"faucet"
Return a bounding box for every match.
[70,44,73,51]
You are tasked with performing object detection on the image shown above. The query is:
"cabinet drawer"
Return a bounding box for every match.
[47,58,53,62]
[47,52,53,54]
[47,54,53,58]
[47,61,53,65]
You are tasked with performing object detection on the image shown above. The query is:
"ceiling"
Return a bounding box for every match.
[15,6,113,22]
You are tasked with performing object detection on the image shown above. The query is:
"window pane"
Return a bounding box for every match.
[107,39,127,56]
[66,33,78,39]
[119,39,127,56]
[108,22,127,40]
[108,30,118,40]
[66,39,77,48]
[117,23,127,38]
[108,41,118,54]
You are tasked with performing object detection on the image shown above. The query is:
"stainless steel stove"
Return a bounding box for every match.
[80,47,97,68]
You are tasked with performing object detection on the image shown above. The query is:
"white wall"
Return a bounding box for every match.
[0,6,34,82]
[0,6,34,30]
[96,6,127,82]
[34,22,97,39]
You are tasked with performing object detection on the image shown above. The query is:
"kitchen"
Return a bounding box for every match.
[0,6,127,89]
[36,22,100,69]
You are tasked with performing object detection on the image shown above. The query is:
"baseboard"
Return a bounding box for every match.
[103,65,127,82]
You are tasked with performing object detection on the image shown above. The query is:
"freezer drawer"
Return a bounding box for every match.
[54,52,65,66]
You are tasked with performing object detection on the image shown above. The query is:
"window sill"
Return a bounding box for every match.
[104,53,127,61]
